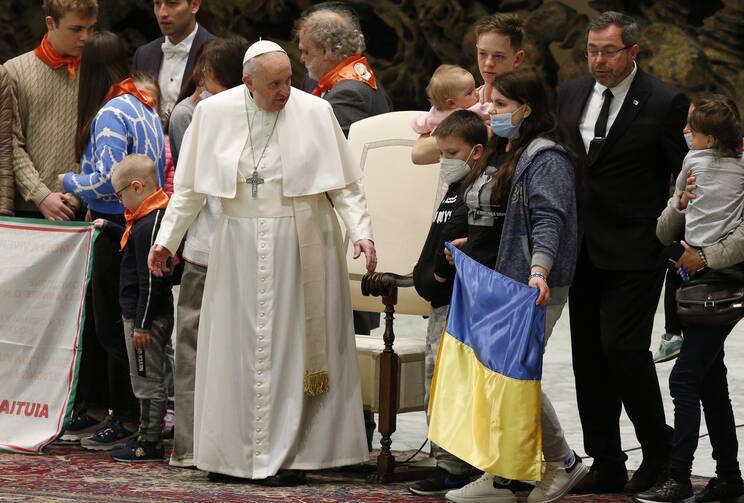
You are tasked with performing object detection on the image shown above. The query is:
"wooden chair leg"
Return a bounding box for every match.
[376,289,399,482]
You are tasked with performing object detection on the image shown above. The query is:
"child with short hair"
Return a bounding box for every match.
[673,94,744,250]
[412,65,490,135]
[409,110,487,496]
[93,153,173,462]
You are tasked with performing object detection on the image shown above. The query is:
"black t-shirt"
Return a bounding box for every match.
[413,182,468,308]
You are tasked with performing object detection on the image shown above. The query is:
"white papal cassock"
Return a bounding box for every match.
[156,85,371,478]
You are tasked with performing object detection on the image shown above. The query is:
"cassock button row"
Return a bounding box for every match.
[260,301,265,306]
[259,336,264,341]
[257,371,263,376]
[260,289,265,294]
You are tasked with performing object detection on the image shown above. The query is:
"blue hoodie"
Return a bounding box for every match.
[493,137,578,304]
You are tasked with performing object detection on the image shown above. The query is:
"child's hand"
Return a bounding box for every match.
[133,329,152,350]
[92,218,106,230]
[529,267,551,305]
[444,237,468,265]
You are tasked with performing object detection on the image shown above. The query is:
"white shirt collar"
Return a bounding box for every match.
[163,22,199,52]
[594,61,637,96]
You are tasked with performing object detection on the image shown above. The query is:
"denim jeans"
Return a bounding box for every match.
[668,322,741,482]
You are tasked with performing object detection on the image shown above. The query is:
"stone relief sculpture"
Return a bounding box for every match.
[2,0,742,111]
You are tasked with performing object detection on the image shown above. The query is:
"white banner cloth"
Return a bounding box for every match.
[0,218,96,454]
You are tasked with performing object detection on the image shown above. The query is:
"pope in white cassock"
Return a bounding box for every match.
[148,40,376,485]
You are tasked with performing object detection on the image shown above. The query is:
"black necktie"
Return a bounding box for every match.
[594,89,614,139]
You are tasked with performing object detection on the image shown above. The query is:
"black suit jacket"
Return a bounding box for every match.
[132,25,215,99]
[557,69,689,270]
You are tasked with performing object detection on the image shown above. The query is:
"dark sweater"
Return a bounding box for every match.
[102,208,173,330]
[413,182,468,308]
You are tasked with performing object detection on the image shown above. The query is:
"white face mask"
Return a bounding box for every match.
[440,146,476,184]
[684,131,693,149]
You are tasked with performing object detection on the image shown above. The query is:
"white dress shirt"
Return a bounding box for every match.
[579,62,638,154]
[159,23,198,117]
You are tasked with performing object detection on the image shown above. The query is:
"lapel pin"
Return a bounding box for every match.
[633,99,639,106]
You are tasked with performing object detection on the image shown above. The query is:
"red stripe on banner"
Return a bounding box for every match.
[1,444,41,454]
[0,223,89,233]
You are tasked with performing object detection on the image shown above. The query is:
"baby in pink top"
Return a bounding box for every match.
[412,64,491,135]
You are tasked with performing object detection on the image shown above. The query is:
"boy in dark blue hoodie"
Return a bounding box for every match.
[93,154,173,462]
[410,111,487,496]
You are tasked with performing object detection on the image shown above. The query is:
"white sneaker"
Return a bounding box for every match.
[445,473,517,503]
[527,455,589,503]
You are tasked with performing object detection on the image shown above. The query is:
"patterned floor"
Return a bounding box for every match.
[0,444,710,502]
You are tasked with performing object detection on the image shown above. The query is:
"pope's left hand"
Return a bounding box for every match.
[354,239,377,273]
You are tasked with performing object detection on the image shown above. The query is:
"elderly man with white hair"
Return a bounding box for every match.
[295,1,392,136]
[148,40,376,486]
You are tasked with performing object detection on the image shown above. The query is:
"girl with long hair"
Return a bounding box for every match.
[59,31,165,451]
[443,69,585,503]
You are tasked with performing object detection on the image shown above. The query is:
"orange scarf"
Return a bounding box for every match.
[312,54,378,97]
[120,189,169,250]
[34,34,80,79]
[105,77,156,109]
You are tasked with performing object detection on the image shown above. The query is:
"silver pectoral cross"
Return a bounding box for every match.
[248,170,264,198]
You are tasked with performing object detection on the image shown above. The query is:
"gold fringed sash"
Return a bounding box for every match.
[293,195,329,396]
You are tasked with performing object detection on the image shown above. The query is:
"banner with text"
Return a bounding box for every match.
[0,217,97,454]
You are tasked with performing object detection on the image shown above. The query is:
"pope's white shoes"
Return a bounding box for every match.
[527,456,589,503]
[445,473,517,503]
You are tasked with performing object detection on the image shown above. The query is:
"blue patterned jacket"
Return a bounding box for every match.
[63,94,165,214]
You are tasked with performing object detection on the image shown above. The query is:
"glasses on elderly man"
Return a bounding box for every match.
[584,45,633,59]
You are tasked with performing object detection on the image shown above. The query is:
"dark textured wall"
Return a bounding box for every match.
[2,0,742,112]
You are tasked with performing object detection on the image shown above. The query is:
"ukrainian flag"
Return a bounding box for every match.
[428,243,546,481]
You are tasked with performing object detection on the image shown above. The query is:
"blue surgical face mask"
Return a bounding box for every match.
[440,146,477,184]
[490,105,525,139]
[684,131,693,149]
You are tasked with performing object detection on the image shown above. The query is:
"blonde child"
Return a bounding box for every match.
[93,154,173,462]
[412,65,490,135]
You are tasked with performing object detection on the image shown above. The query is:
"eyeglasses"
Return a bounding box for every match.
[114,181,134,201]
[585,45,633,59]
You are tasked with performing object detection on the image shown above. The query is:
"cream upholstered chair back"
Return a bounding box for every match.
[345,111,441,316]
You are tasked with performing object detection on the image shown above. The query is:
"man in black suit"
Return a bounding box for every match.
[133,0,214,120]
[556,11,689,494]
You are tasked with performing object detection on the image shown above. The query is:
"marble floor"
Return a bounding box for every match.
[370,285,744,478]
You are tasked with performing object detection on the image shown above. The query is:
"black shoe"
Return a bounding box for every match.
[695,476,744,502]
[572,463,628,494]
[634,477,694,502]
[207,472,250,483]
[626,458,669,493]
[408,467,470,496]
[256,470,307,487]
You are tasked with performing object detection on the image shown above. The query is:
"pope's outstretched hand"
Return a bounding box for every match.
[354,239,377,273]
[148,244,172,278]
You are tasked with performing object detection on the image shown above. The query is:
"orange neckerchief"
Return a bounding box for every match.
[105,77,156,109]
[312,54,378,97]
[120,189,169,250]
[34,34,80,79]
